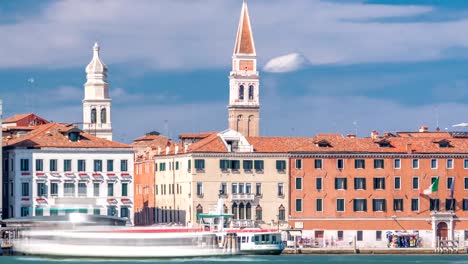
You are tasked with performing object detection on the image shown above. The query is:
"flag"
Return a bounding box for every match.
[421,177,439,195]
[449,178,455,198]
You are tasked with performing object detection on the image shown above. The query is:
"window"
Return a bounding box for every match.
[238,183,244,194]
[20,159,29,171]
[255,183,262,196]
[248,85,254,100]
[121,207,129,218]
[411,198,419,212]
[316,199,323,212]
[336,198,345,212]
[21,207,30,217]
[93,183,100,197]
[393,199,404,211]
[64,160,72,172]
[373,178,386,190]
[335,178,347,190]
[64,183,75,197]
[91,108,97,123]
[295,199,303,212]
[447,177,454,190]
[412,177,419,189]
[447,159,453,169]
[376,231,382,241]
[78,182,87,197]
[374,159,384,169]
[255,205,262,221]
[465,178,468,190]
[355,159,365,169]
[465,230,468,241]
[316,178,323,190]
[431,159,437,169]
[295,178,303,190]
[278,205,285,221]
[220,160,229,171]
[196,182,203,196]
[446,198,456,211]
[175,161,179,170]
[246,183,251,194]
[394,177,401,190]
[314,159,323,169]
[430,198,440,211]
[69,131,79,142]
[220,182,227,195]
[35,207,43,217]
[94,160,102,172]
[295,159,302,169]
[93,208,100,215]
[463,199,468,211]
[50,159,57,171]
[394,159,401,169]
[122,183,128,196]
[21,182,29,196]
[232,183,238,194]
[465,159,468,169]
[232,160,241,171]
[107,183,114,196]
[78,160,86,172]
[51,182,58,196]
[372,199,386,212]
[35,159,43,171]
[278,183,284,197]
[353,199,367,212]
[276,160,286,171]
[357,231,363,241]
[107,206,117,217]
[238,85,244,100]
[195,159,205,171]
[243,160,253,171]
[337,159,344,169]
[37,183,46,197]
[412,159,419,169]
[254,160,264,171]
[188,160,191,171]
[354,178,366,190]
[107,160,114,172]
[337,231,344,241]
[159,163,166,171]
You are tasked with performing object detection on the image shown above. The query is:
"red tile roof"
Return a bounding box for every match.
[179,132,216,139]
[3,123,129,149]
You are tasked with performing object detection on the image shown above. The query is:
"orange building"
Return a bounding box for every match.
[289,129,468,248]
[132,134,172,226]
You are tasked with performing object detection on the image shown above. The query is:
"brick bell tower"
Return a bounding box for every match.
[228,0,260,137]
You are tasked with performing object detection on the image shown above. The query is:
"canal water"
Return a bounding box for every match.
[3,255,468,264]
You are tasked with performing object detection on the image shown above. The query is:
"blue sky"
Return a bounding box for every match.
[2,0,468,142]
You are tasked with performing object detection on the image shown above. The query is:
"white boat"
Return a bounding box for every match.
[13,225,228,258]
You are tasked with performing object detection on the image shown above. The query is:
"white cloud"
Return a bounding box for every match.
[1,0,465,69]
[263,53,310,73]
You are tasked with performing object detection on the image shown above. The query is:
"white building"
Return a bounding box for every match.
[83,42,113,141]
[2,122,134,224]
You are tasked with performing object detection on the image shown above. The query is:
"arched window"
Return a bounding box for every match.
[246,203,252,220]
[91,108,97,124]
[248,85,254,100]
[196,204,203,220]
[238,85,244,100]
[239,203,245,219]
[255,205,262,221]
[278,205,285,221]
[247,115,254,137]
[236,115,242,132]
[232,203,238,220]
[100,108,107,123]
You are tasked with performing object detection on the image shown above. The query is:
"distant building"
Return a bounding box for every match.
[83,43,113,141]
[132,133,172,226]
[2,113,48,128]
[153,129,290,229]
[228,0,260,137]
[289,128,468,248]
[2,121,134,224]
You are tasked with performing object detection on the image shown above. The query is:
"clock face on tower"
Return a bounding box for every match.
[239,60,254,71]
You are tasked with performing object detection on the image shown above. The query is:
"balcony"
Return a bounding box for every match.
[231,193,255,201]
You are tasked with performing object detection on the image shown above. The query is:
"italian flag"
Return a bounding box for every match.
[421,177,439,195]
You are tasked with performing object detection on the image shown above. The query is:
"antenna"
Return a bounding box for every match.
[435,105,440,130]
[164,120,169,139]
[27,77,35,113]
[353,120,358,136]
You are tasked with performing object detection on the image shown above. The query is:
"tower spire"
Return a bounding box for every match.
[233,0,256,55]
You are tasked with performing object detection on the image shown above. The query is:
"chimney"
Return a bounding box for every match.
[346,134,356,139]
[165,146,170,155]
[371,130,379,139]
[157,147,161,155]
[184,144,188,153]
[419,126,428,133]
[175,145,179,155]
[406,143,413,154]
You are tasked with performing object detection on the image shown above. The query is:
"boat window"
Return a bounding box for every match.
[246,237,249,243]
[265,234,270,242]
[242,236,246,243]
[261,234,266,241]
[254,235,259,242]
[272,235,277,242]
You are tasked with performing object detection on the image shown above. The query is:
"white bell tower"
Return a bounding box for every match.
[83,42,113,140]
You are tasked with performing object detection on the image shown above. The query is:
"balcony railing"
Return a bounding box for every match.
[231,193,255,201]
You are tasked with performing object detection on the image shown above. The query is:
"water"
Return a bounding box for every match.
[2,255,468,264]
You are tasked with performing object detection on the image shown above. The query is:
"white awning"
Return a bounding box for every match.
[288,231,302,236]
